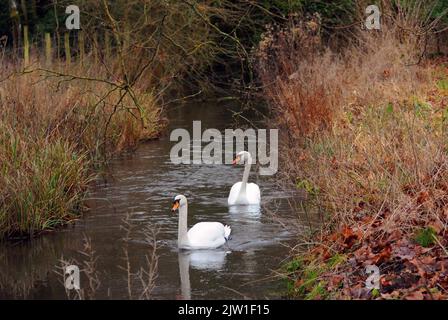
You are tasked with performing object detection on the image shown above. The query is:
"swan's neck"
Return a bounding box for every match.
[178,253,191,300]
[178,205,189,247]
[240,155,252,193]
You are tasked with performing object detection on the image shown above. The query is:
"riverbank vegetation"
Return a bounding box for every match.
[0,60,162,238]
[0,0,310,239]
[256,1,448,299]
[0,0,232,239]
[3,0,448,301]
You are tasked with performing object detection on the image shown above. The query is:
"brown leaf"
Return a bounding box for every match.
[381,291,401,299]
[409,258,428,278]
[404,290,424,300]
[354,245,371,263]
[392,241,415,260]
[342,226,360,249]
[417,191,430,205]
[374,244,392,264]
[294,279,304,288]
[387,230,403,242]
[380,276,392,288]
[420,255,436,265]
[328,232,339,242]
[328,274,344,291]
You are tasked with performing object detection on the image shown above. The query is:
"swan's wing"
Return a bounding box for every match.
[187,222,226,248]
[228,182,242,205]
[247,183,261,204]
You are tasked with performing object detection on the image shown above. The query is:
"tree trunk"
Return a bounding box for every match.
[9,0,20,58]
[20,0,28,25]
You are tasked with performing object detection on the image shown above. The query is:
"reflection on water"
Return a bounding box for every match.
[178,250,229,300]
[0,232,84,299]
[178,252,191,300]
[228,205,261,216]
[0,100,298,300]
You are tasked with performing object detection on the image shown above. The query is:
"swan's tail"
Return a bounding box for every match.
[224,225,231,241]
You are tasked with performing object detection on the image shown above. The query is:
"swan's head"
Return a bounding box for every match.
[232,151,251,165]
[172,195,187,212]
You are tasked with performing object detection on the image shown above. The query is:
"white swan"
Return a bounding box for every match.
[228,151,261,206]
[171,195,231,249]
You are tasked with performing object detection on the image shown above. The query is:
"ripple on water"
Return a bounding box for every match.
[0,101,298,300]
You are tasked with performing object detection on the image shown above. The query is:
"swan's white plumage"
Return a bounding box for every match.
[186,222,231,249]
[173,195,231,249]
[228,182,260,205]
[228,151,261,206]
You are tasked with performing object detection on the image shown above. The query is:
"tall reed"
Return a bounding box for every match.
[0,56,162,239]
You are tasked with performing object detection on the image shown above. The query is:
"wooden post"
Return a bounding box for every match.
[23,25,30,66]
[45,32,52,66]
[78,31,85,65]
[64,32,71,67]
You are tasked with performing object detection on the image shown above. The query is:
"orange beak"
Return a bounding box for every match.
[171,201,179,212]
[232,156,240,165]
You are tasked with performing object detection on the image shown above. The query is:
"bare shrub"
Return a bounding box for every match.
[255,6,447,235]
[57,236,100,300]
[57,217,158,300]
[119,214,159,300]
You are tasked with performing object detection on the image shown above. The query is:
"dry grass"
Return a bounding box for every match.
[256,13,431,136]
[0,57,162,239]
[256,5,448,299]
[256,12,446,231]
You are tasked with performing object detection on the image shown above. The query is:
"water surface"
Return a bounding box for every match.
[0,100,297,299]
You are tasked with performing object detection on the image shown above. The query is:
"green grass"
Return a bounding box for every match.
[0,61,162,240]
[285,253,346,299]
[414,227,437,247]
[305,281,329,300]
[437,79,448,90]
[296,179,320,196]
[327,253,346,268]
[0,131,91,238]
[370,288,380,298]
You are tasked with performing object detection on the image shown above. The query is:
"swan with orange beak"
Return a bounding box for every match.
[171,195,231,249]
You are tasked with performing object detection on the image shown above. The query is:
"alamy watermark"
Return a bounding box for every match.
[64,265,80,290]
[365,5,381,30]
[170,121,278,175]
[65,5,80,30]
[365,265,380,290]
[57,3,380,32]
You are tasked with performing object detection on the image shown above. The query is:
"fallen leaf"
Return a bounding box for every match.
[404,290,424,300]
[374,244,392,264]
[417,191,430,205]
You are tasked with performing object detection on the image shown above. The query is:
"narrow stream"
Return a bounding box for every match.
[0,100,297,299]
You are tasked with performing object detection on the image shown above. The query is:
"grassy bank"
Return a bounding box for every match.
[0,0,309,240]
[256,6,448,299]
[0,60,162,239]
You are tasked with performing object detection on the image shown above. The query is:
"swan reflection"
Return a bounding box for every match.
[178,249,228,300]
[228,204,261,216]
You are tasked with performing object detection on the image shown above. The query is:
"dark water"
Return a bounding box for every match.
[0,100,297,299]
